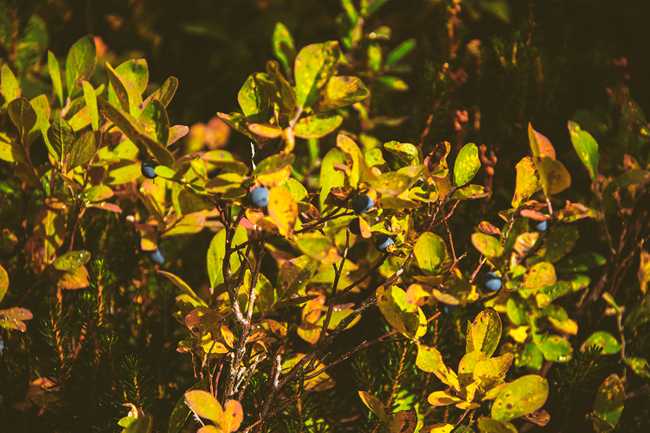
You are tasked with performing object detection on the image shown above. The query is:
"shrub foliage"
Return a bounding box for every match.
[0,1,649,433]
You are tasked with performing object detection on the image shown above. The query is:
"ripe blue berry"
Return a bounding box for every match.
[484,272,502,291]
[351,194,374,214]
[249,186,270,208]
[348,218,361,235]
[141,161,157,179]
[535,220,548,232]
[375,234,394,252]
[150,248,165,265]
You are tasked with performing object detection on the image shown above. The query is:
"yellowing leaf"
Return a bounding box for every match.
[471,233,503,258]
[413,232,447,273]
[294,41,340,109]
[467,309,502,357]
[523,262,556,291]
[512,156,540,207]
[295,233,340,264]
[528,123,556,159]
[0,264,9,303]
[268,186,298,236]
[491,375,549,422]
[184,390,223,423]
[427,391,462,407]
[592,374,625,433]
[220,400,244,432]
[358,391,389,423]
[57,265,90,290]
[538,157,571,196]
[415,344,459,390]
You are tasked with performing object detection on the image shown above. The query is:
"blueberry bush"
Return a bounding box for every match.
[0,1,649,432]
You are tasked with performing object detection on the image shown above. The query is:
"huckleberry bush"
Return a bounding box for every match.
[0,1,649,433]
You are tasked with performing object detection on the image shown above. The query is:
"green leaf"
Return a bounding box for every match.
[477,417,517,433]
[0,263,8,304]
[317,75,369,111]
[69,130,97,169]
[516,342,544,370]
[184,390,223,424]
[140,100,170,145]
[294,113,343,139]
[272,22,296,77]
[105,62,131,112]
[453,143,481,186]
[466,308,502,357]
[624,357,650,379]
[377,75,409,92]
[413,232,447,273]
[146,76,179,108]
[471,233,503,258]
[82,80,99,131]
[65,35,96,97]
[543,225,579,263]
[53,250,91,272]
[386,38,416,67]
[491,375,549,422]
[512,156,540,207]
[47,51,64,106]
[377,285,424,338]
[523,262,556,291]
[8,97,37,141]
[294,41,340,109]
[536,334,572,362]
[1,63,20,105]
[416,343,459,389]
[451,184,489,200]
[383,140,420,165]
[295,233,340,264]
[592,374,624,433]
[581,331,621,355]
[158,270,206,307]
[238,73,271,118]
[14,15,48,73]
[47,115,74,161]
[206,226,247,289]
[98,98,174,166]
[568,121,599,180]
[319,148,346,209]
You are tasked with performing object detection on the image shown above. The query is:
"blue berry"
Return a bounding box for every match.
[535,220,548,232]
[348,218,361,235]
[141,161,157,179]
[375,234,394,252]
[351,194,374,214]
[484,273,502,291]
[149,248,165,265]
[249,186,270,208]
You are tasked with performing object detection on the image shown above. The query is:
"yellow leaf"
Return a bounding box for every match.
[268,186,298,236]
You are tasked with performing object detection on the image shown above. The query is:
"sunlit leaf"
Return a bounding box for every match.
[491,375,549,422]
[294,41,340,109]
[568,121,599,180]
[65,35,96,97]
[413,232,447,273]
[453,143,481,186]
[466,308,502,357]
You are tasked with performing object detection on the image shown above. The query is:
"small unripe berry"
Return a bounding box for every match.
[535,220,548,232]
[249,186,270,208]
[484,272,502,291]
[141,161,157,179]
[149,248,165,265]
[351,194,374,214]
[375,234,394,252]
